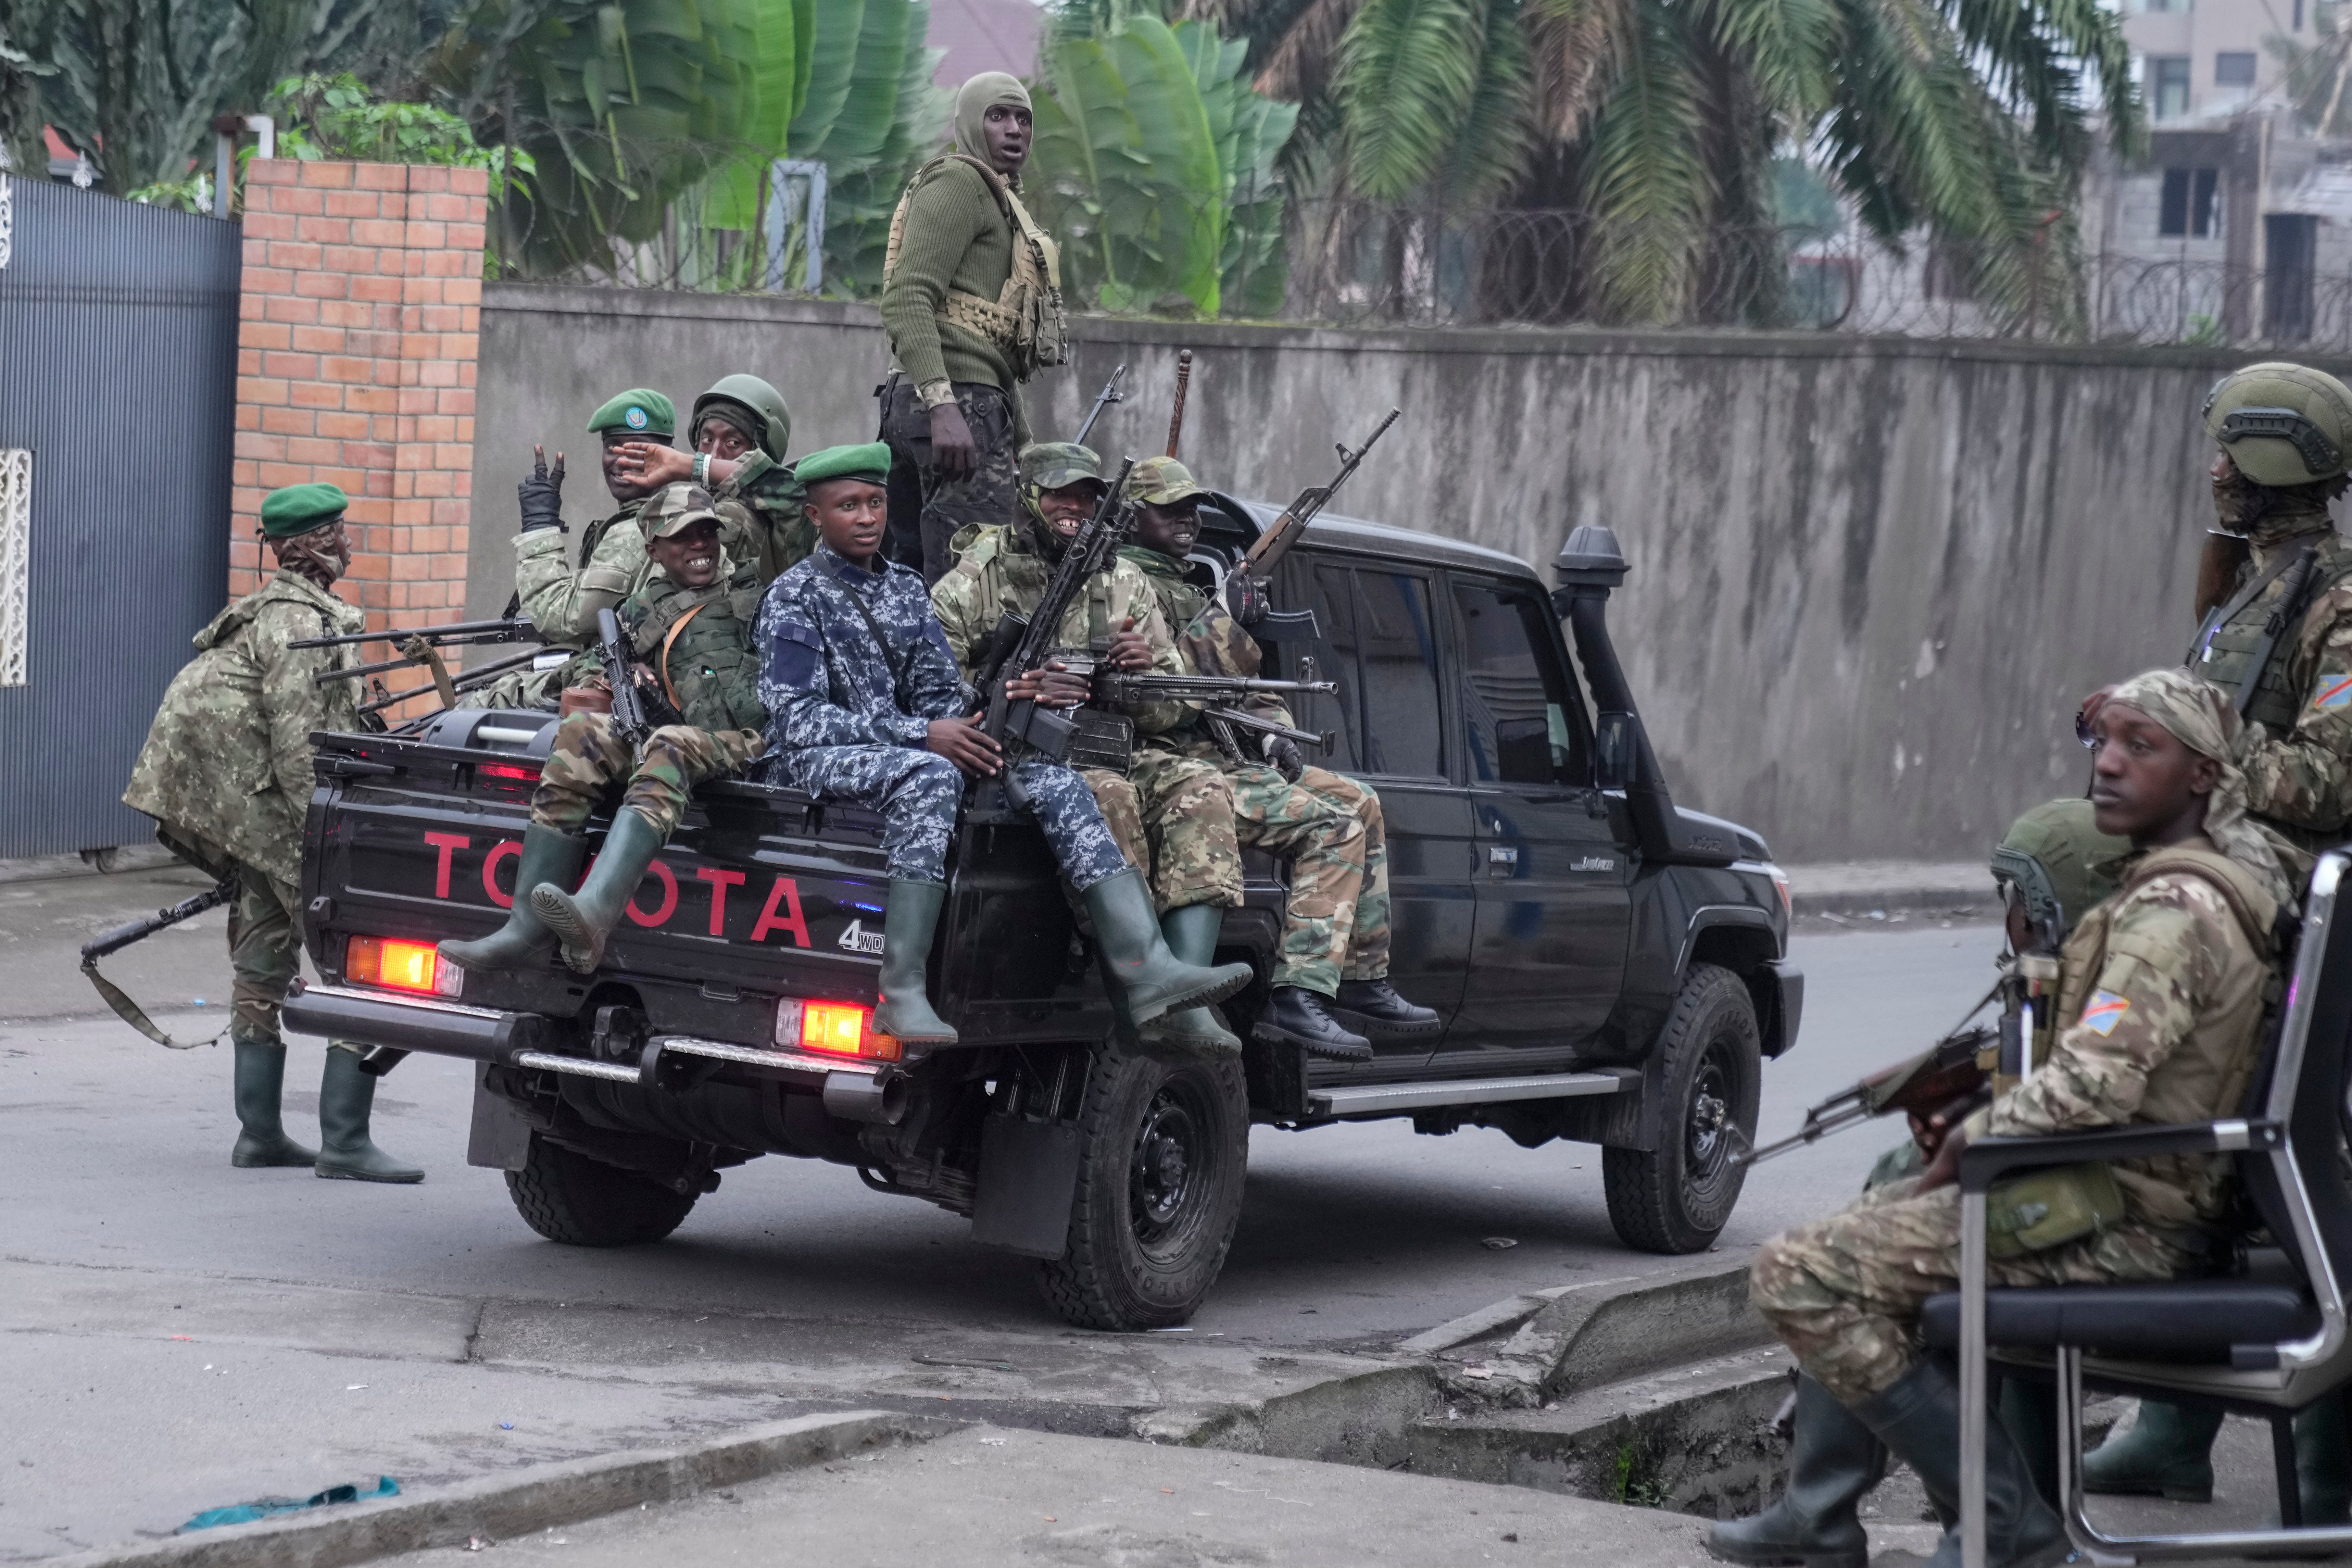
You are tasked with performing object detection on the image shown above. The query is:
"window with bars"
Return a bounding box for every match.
[0,450,28,688]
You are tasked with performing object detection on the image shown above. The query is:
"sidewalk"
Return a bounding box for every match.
[1780,860,1997,926]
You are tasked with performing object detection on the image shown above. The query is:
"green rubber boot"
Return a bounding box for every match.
[2082,1400,2222,1503]
[531,810,664,974]
[1855,1358,2070,1568]
[438,825,586,972]
[229,1036,318,1168]
[1707,1376,1886,1568]
[1134,904,1242,1063]
[315,1048,423,1183]
[1081,870,1254,1028]
[2296,1392,2351,1526]
[873,880,956,1044]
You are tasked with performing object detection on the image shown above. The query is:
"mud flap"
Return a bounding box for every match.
[467,1064,535,1171]
[971,1113,1081,1259]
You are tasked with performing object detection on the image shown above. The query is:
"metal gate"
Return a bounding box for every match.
[0,175,239,857]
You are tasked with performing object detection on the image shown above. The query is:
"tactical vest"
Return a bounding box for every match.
[953,525,1115,649]
[627,579,764,734]
[2187,530,2352,732]
[884,155,1067,379]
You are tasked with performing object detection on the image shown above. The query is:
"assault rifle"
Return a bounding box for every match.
[359,645,562,718]
[1074,364,1127,447]
[977,458,1140,777]
[1092,671,1337,761]
[80,874,240,1051]
[1229,407,1400,641]
[1735,1020,1997,1167]
[307,617,546,713]
[596,607,653,747]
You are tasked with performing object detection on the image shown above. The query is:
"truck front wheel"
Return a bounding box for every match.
[1603,962,1760,1254]
[1039,1044,1249,1330]
[505,1135,698,1247]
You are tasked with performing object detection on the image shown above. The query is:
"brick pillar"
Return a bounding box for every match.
[231,161,486,637]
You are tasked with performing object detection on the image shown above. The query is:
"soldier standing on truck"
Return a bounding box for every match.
[877,72,1067,584]
[1118,458,1440,1063]
[514,388,679,646]
[755,443,1249,1048]
[930,442,1245,1062]
[440,483,768,976]
[1744,668,2289,1568]
[2069,361,2352,1519]
[121,483,423,1184]
[613,374,811,587]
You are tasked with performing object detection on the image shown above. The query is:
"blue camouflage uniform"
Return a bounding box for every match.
[757,542,1129,888]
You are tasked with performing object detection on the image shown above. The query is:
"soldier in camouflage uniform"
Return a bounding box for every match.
[122,483,422,1183]
[615,374,812,586]
[930,443,1244,1060]
[1119,457,1439,1064]
[442,484,767,976]
[514,388,679,647]
[759,444,1248,1047]
[1744,669,2285,1568]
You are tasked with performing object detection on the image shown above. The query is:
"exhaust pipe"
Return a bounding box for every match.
[1552,525,1736,868]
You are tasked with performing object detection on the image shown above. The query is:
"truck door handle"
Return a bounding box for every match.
[1488,846,1519,867]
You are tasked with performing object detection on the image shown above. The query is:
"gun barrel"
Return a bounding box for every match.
[79,882,233,962]
[289,616,536,651]
[1197,705,1330,750]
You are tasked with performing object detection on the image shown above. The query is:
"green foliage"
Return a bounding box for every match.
[269,72,534,197]
[1030,14,1297,316]
[790,0,952,294]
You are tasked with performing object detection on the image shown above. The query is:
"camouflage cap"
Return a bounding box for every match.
[259,482,347,538]
[1990,797,2129,941]
[1020,442,1105,492]
[1124,455,1206,506]
[2202,362,2352,486]
[642,482,720,539]
[588,388,676,438]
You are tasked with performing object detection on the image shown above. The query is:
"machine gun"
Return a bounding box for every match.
[1228,407,1400,641]
[358,645,564,720]
[1735,1019,1997,1167]
[1074,364,1127,447]
[304,616,545,709]
[1092,671,1338,762]
[975,458,1139,793]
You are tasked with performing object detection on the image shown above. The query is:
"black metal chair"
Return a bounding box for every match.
[1918,847,2352,1567]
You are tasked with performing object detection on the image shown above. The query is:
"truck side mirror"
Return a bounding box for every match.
[1594,712,1636,790]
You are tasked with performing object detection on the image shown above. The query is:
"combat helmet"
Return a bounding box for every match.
[693,374,792,461]
[1990,797,2129,944]
[2202,362,2352,487]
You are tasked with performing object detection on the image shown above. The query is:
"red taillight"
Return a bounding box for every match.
[477,762,539,782]
[776,999,900,1061]
[346,934,460,997]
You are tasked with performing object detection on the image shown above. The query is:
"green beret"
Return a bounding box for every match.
[642,482,720,539]
[259,482,348,538]
[1124,455,1206,506]
[1990,797,2130,941]
[1020,442,1104,491]
[797,442,892,489]
[587,388,675,438]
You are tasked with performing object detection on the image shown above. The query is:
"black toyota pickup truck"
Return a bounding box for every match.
[285,504,1801,1330]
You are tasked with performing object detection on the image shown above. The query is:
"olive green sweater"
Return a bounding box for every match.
[881,160,1021,402]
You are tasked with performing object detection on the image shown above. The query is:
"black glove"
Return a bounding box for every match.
[1225,571,1269,627]
[1264,734,1304,783]
[519,446,567,533]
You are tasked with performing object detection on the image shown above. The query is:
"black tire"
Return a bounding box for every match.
[1604,961,1761,1254]
[504,1135,698,1247]
[1038,1043,1250,1330]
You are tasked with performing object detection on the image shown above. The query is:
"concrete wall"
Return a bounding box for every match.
[471,284,2333,862]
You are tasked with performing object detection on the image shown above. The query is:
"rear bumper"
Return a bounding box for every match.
[283,980,546,1060]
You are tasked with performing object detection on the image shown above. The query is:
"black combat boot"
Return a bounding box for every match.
[1707,1376,1887,1568]
[2296,1392,2351,1527]
[438,825,585,972]
[1853,1359,2070,1568]
[315,1048,423,1183]
[1331,976,1442,1041]
[1082,870,1253,1026]
[1135,904,1242,1062]
[1255,985,1373,1062]
[230,1035,319,1168]
[2082,1400,2222,1502]
[531,810,664,973]
[873,880,956,1045]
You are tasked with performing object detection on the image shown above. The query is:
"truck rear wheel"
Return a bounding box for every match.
[505,1135,698,1248]
[1039,1044,1249,1331]
[1604,962,1760,1254]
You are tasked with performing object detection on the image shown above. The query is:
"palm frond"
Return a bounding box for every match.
[1577,0,1713,321]
[1336,0,1481,199]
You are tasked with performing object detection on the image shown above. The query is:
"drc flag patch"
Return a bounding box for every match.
[2313,674,2352,712]
[2081,991,2132,1036]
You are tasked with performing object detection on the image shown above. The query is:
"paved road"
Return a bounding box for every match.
[0,862,2004,1558]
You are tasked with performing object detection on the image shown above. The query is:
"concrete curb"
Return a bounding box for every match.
[45,1411,937,1568]
[1456,1259,1771,1403]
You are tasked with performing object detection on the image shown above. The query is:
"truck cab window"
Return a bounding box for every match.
[1348,570,1446,778]
[1451,578,1588,786]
